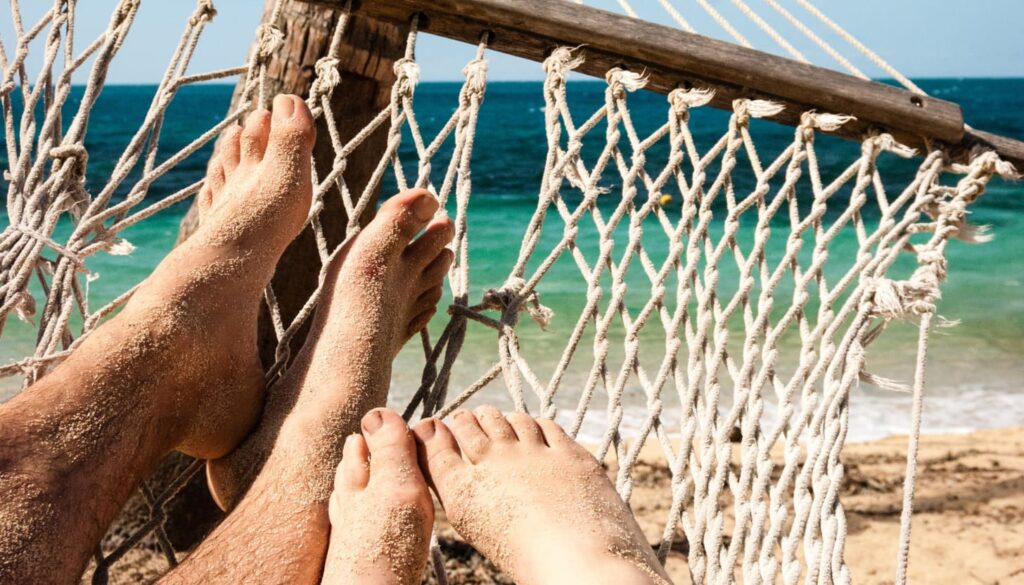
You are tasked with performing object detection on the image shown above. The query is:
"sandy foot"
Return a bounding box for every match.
[413,407,674,585]
[115,94,314,459]
[206,188,454,509]
[321,409,434,585]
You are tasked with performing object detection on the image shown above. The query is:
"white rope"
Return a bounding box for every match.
[792,0,925,94]
[1,1,1013,584]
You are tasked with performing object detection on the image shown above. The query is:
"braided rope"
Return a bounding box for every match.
[1,2,1015,584]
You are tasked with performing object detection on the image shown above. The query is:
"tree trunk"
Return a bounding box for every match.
[164,0,406,549]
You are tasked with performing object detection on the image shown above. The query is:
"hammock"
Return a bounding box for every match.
[0,1,1018,583]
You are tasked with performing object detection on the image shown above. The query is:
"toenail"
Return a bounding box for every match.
[362,411,384,434]
[413,193,437,221]
[273,96,296,120]
[415,420,437,440]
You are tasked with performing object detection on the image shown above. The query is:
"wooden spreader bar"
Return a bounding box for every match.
[307,0,1024,168]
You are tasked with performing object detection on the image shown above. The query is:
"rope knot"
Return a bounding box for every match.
[543,47,584,84]
[605,68,647,97]
[801,111,855,133]
[13,290,36,324]
[308,57,341,103]
[393,58,421,97]
[255,23,284,60]
[481,277,553,330]
[50,144,88,173]
[668,88,714,118]
[968,149,1020,179]
[733,99,783,127]
[461,58,489,97]
[867,132,916,158]
[190,0,218,26]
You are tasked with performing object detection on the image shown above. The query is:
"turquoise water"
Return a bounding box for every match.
[2,81,1022,440]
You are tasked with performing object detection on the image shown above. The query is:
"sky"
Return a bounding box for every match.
[2,1,1023,84]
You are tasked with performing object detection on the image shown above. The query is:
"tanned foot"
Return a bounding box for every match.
[207,187,454,509]
[0,95,314,584]
[96,93,314,459]
[321,409,433,585]
[163,190,452,584]
[413,407,674,585]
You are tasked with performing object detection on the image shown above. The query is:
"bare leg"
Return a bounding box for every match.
[162,189,453,585]
[0,95,315,584]
[413,407,674,585]
[320,409,433,585]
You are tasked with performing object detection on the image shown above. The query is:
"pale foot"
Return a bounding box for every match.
[413,407,673,585]
[207,187,454,509]
[321,409,433,585]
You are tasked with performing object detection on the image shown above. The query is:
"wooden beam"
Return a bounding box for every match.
[306,0,1024,170]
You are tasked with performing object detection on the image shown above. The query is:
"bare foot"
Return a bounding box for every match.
[164,191,452,585]
[321,409,433,585]
[207,187,454,509]
[413,407,673,585]
[0,95,314,584]
[106,94,315,459]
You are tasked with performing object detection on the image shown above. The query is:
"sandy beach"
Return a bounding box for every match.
[426,427,1024,585]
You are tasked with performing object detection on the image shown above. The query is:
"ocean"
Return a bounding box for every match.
[2,80,1022,442]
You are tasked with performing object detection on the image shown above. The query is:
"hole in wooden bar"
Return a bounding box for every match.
[410,11,430,31]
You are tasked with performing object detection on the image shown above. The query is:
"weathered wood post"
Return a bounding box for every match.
[166,0,406,547]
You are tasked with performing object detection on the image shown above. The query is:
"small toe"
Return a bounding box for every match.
[405,218,455,267]
[474,406,517,443]
[412,418,467,493]
[406,307,436,338]
[196,184,214,216]
[219,125,242,178]
[536,417,574,448]
[421,249,454,290]
[506,412,546,446]
[336,433,370,491]
[448,410,491,463]
[240,109,272,163]
[413,286,443,316]
[207,161,226,198]
[361,408,420,485]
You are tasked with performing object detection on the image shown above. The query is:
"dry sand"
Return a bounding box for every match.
[89,427,1024,584]
[426,427,1024,585]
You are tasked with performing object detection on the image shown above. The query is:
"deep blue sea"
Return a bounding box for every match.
[2,80,1022,441]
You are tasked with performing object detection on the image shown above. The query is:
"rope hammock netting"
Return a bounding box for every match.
[0,0,1017,583]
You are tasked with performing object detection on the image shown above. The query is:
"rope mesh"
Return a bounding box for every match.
[0,1,1016,583]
